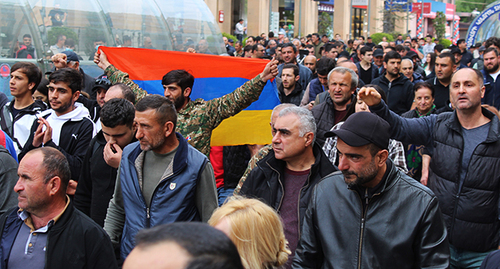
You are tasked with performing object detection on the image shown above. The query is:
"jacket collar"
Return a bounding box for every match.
[445,107,500,143]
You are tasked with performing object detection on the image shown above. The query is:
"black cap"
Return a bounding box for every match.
[373,49,384,57]
[228,38,234,43]
[92,75,111,92]
[61,50,79,62]
[451,47,461,54]
[325,112,391,150]
[406,50,418,59]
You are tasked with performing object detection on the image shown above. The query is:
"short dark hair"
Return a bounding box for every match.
[426,34,433,39]
[135,95,177,128]
[23,34,31,39]
[437,52,456,65]
[360,46,372,56]
[101,98,135,128]
[33,147,71,194]
[268,32,274,38]
[485,37,500,49]
[312,33,320,39]
[395,44,404,52]
[457,39,466,45]
[243,45,253,53]
[385,46,396,52]
[324,43,336,53]
[162,70,194,92]
[384,51,401,63]
[282,42,297,53]
[135,223,244,269]
[48,68,82,94]
[316,57,336,76]
[484,47,499,56]
[414,81,435,98]
[65,38,76,48]
[434,44,444,53]
[11,62,42,93]
[110,83,136,104]
[282,63,299,77]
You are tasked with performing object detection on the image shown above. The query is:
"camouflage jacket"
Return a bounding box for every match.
[105,65,267,156]
[234,143,272,194]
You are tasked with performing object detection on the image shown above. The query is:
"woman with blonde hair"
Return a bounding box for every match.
[208,196,290,269]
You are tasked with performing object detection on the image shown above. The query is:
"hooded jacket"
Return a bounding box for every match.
[20,103,95,180]
[371,73,414,115]
[278,82,304,106]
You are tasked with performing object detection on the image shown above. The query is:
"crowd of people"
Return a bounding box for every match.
[0,29,499,269]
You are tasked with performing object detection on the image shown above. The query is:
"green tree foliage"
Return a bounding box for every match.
[222,33,238,43]
[456,0,496,13]
[47,27,78,46]
[318,12,332,38]
[439,38,452,48]
[371,33,394,44]
[434,12,446,40]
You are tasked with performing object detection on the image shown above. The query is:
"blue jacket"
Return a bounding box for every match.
[481,69,500,110]
[308,78,325,102]
[119,133,208,259]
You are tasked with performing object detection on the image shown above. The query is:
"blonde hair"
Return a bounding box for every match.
[208,196,290,269]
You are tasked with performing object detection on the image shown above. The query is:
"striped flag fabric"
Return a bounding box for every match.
[100,47,279,146]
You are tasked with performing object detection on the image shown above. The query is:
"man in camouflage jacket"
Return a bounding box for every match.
[94,51,279,156]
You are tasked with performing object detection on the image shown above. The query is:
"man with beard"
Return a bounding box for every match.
[371,51,414,115]
[20,68,95,196]
[94,50,278,156]
[277,43,313,98]
[104,95,217,261]
[278,64,303,106]
[293,112,449,269]
[481,47,500,110]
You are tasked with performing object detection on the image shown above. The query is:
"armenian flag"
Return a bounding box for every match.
[100,47,279,146]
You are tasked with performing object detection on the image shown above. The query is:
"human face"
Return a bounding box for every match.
[234,43,241,51]
[328,71,354,109]
[361,51,373,64]
[435,57,455,82]
[426,53,431,63]
[384,58,401,77]
[337,139,381,188]
[96,87,107,107]
[48,81,78,116]
[414,87,434,115]
[163,83,188,111]
[454,53,462,65]
[374,56,384,67]
[281,68,297,90]
[307,47,315,55]
[317,73,328,87]
[23,37,31,47]
[272,114,310,162]
[10,69,34,98]
[143,37,152,49]
[311,35,319,44]
[325,48,337,59]
[303,56,316,72]
[355,99,369,113]
[281,46,296,64]
[458,42,466,50]
[254,44,265,58]
[484,51,500,73]
[134,110,168,152]
[426,37,431,43]
[450,69,484,111]
[246,38,254,46]
[292,40,301,50]
[123,242,190,269]
[33,90,47,103]
[401,60,414,79]
[14,151,51,215]
[222,37,228,45]
[101,124,136,149]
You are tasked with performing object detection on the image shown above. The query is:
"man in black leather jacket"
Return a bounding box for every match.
[240,106,336,268]
[293,112,449,269]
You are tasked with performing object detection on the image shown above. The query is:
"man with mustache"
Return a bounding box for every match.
[293,112,449,269]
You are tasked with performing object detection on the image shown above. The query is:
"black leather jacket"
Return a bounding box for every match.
[239,143,336,232]
[293,161,450,269]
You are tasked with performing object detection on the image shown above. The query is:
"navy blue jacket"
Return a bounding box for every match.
[482,69,500,110]
[119,133,208,259]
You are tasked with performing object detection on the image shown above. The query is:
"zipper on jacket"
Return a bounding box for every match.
[146,207,151,227]
[268,161,285,211]
[357,188,368,269]
[296,173,312,238]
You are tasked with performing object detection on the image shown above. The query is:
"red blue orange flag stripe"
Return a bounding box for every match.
[100,47,279,146]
